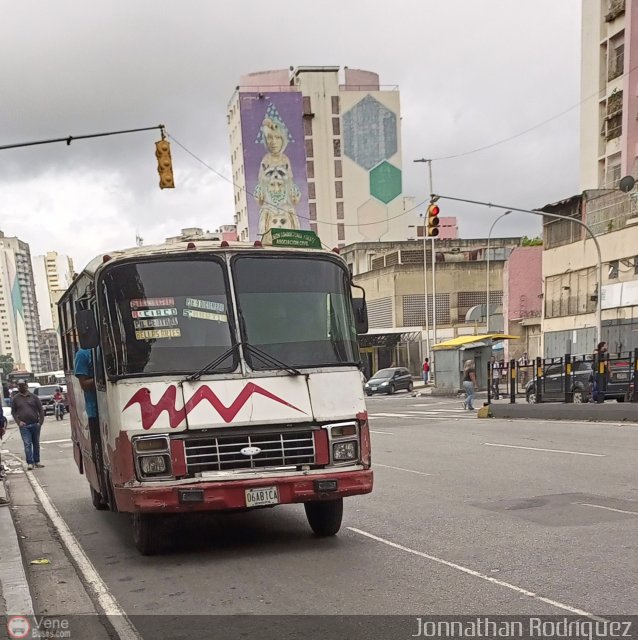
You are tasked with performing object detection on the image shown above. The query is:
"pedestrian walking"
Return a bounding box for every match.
[462,359,477,410]
[10,379,45,470]
[489,355,500,400]
[590,342,609,403]
[422,358,430,385]
[0,410,8,505]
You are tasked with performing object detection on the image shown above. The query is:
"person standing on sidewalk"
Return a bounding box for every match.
[462,360,477,410]
[422,358,431,385]
[10,380,45,470]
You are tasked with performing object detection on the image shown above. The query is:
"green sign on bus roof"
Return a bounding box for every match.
[262,228,322,249]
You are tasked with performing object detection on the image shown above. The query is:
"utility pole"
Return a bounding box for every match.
[414,159,431,360]
[427,160,437,347]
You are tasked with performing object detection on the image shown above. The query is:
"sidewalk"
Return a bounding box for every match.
[0,467,35,617]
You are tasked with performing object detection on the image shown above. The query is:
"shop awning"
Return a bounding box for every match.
[432,334,519,350]
[358,326,422,348]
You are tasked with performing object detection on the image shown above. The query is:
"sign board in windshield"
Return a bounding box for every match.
[262,229,322,249]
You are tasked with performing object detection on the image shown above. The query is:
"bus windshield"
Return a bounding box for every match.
[100,258,235,377]
[232,255,359,370]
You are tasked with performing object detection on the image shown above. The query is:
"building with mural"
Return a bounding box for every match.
[228,67,407,247]
[0,231,41,372]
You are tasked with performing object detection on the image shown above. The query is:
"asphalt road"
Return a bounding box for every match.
[3,393,637,636]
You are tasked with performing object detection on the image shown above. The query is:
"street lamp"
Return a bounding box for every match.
[408,223,431,360]
[486,210,511,333]
[431,193,604,346]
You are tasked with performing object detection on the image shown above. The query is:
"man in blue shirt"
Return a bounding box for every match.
[74,348,106,506]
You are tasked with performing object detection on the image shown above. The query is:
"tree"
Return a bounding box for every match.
[0,355,14,377]
[521,236,543,247]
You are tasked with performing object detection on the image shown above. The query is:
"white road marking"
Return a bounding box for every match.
[40,438,72,444]
[374,463,431,476]
[369,412,415,418]
[24,470,142,640]
[483,442,605,457]
[574,503,638,516]
[348,527,598,618]
[370,430,395,435]
[407,409,467,414]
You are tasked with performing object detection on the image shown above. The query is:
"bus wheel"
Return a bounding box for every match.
[304,498,343,537]
[90,485,108,511]
[132,512,164,555]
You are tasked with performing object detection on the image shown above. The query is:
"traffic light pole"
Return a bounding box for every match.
[486,210,512,333]
[430,193,604,347]
[427,161,438,348]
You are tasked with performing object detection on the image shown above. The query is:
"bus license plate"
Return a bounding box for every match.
[615,373,628,380]
[245,486,279,508]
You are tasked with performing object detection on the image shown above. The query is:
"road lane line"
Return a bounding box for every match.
[374,463,431,476]
[483,443,605,457]
[370,430,395,435]
[40,438,72,444]
[574,503,638,516]
[347,527,598,618]
[24,469,142,640]
[369,412,415,418]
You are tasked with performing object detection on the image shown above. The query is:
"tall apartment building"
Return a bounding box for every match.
[0,231,41,372]
[32,251,75,331]
[541,0,638,357]
[228,67,407,247]
[580,0,638,189]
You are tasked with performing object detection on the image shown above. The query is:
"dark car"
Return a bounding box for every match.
[33,385,62,415]
[364,367,413,396]
[525,359,631,403]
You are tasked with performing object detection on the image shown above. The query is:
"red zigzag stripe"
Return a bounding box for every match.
[123,383,305,430]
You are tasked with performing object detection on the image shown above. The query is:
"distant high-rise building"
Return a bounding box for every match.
[580,0,638,189]
[0,231,42,372]
[39,328,63,372]
[32,251,74,332]
[228,67,407,247]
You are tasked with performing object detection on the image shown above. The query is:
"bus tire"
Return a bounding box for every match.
[132,512,164,555]
[304,498,343,537]
[90,485,108,511]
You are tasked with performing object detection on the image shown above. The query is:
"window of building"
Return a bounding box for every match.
[308,182,316,199]
[606,90,623,140]
[309,203,317,220]
[335,181,343,199]
[333,139,341,157]
[303,96,312,115]
[331,96,340,114]
[608,37,624,81]
[609,260,619,279]
[605,153,621,187]
[337,223,345,241]
[336,202,344,220]
[303,118,313,137]
[305,138,314,158]
[310,223,318,234]
[635,256,638,275]
[306,160,314,179]
[334,159,342,178]
[332,117,340,136]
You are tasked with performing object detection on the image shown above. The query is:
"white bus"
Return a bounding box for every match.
[59,235,372,554]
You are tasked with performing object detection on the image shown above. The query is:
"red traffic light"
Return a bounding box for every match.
[428,204,440,216]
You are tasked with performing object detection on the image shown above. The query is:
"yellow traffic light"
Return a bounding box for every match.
[155,139,175,189]
[426,203,440,237]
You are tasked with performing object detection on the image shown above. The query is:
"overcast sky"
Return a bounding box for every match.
[1,0,581,269]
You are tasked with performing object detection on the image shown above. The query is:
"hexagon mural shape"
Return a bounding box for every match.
[370,161,402,204]
[342,95,398,170]
[357,198,389,241]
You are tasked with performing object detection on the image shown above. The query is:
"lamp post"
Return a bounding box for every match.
[431,193,604,346]
[486,210,511,333]
[408,224,430,360]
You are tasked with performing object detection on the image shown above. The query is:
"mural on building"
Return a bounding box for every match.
[239,94,309,238]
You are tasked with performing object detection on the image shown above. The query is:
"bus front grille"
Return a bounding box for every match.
[184,431,315,474]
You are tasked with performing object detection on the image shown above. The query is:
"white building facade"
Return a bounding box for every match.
[32,251,75,332]
[228,67,408,247]
[0,231,42,372]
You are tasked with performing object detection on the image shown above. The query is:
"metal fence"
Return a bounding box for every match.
[486,349,638,405]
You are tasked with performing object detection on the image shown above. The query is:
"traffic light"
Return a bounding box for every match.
[155,139,175,189]
[426,202,440,237]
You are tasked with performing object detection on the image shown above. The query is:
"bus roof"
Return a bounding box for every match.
[79,239,336,280]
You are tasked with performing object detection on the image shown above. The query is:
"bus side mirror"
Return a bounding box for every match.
[76,310,99,349]
[352,298,368,335]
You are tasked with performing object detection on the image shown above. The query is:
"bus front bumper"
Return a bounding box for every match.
[114,468,373,513]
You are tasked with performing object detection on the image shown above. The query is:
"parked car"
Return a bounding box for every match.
[33,385,62,415]
[364,367,414,396]
[525,359,632,403]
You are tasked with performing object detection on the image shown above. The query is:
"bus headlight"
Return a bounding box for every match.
[332,441,358,461]
[139,455,170,476]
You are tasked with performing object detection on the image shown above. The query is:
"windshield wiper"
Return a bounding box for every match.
[185,344,240,382]
[241,342,303,377]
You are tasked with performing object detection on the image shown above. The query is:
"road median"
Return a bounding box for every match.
[487,402,638,422]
